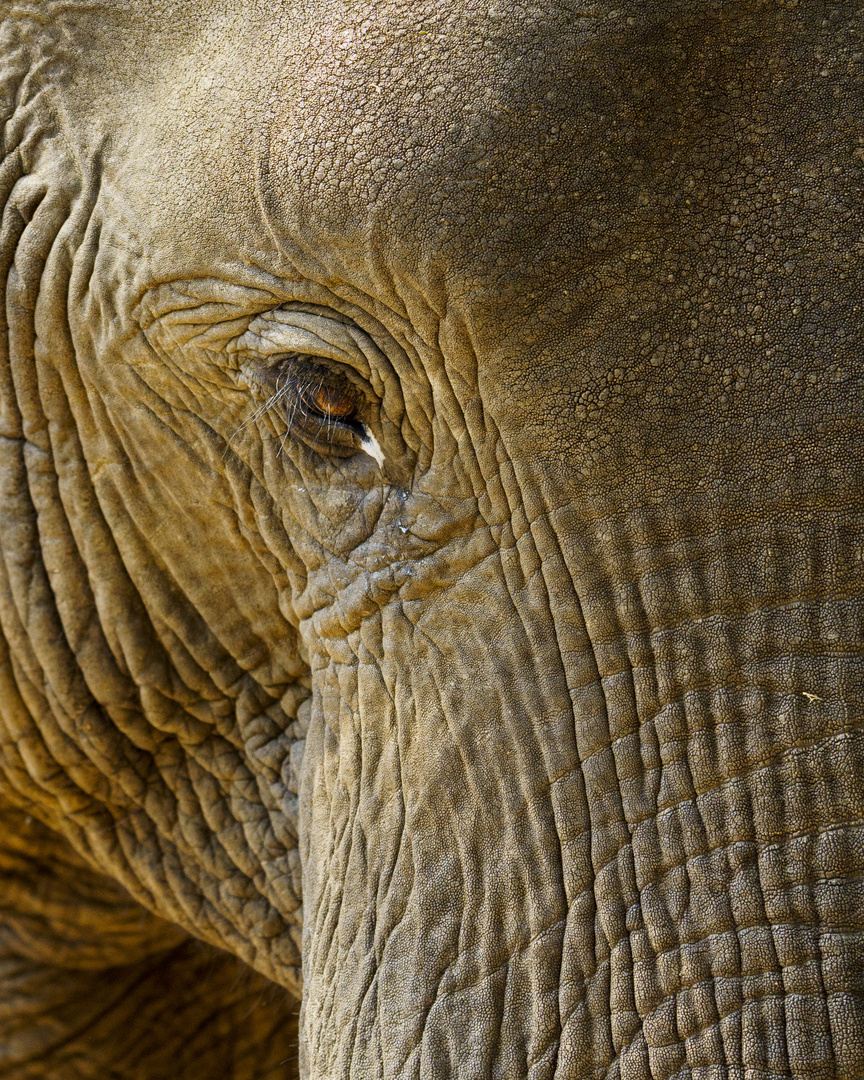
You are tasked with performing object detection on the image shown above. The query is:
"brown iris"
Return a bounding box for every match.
[296,379,358,422]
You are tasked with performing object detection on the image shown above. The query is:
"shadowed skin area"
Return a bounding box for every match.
[0,1,863,1077]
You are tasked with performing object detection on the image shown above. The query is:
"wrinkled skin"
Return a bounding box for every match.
[0,1,863,1077]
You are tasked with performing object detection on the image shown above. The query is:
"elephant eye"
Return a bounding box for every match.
[237,354,373,459]
[233,308,387,465]
[296,378,359,424]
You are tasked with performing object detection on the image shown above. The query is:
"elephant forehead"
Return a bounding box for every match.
[100,0,671,313]
[264,0,581,246]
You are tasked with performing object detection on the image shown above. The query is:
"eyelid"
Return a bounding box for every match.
[235,310,380,374]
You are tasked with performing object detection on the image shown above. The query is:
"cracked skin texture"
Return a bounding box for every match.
[0,0,863,1077]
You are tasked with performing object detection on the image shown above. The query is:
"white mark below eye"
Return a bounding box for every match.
[360,429,386,469]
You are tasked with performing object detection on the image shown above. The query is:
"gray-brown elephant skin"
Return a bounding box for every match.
[0,1,862,1077]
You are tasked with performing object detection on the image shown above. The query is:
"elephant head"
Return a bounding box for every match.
[1,1,863,1077]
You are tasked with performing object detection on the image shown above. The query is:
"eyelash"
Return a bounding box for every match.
[236,355,367,455]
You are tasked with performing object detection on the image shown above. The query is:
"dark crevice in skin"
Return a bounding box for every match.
[0,944,301,1079]
[0,803,300,1078]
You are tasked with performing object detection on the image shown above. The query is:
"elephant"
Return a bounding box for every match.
[0,0,863,1076]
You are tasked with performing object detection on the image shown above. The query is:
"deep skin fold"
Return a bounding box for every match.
[0,1,863,1078]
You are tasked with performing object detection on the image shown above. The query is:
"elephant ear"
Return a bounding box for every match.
[0,8,308,993]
